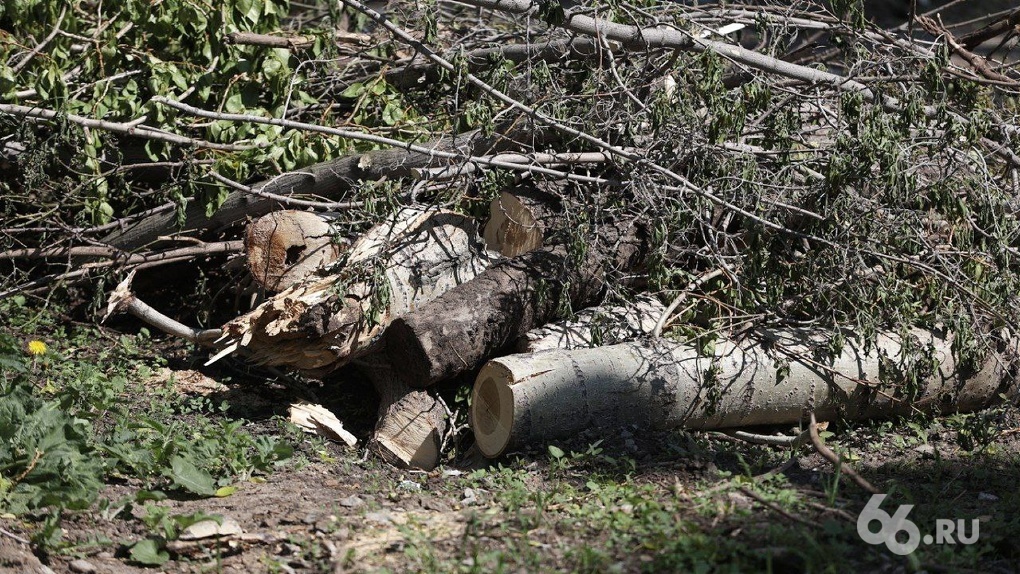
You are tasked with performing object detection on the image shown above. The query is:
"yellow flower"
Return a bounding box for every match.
[26,340,47,356]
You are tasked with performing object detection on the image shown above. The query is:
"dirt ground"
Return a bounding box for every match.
[2,330,1020,573]
[5,373,1020,573]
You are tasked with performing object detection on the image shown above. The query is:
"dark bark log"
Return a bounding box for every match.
[383,221,647,387]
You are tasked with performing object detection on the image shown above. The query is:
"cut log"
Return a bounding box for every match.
[245,210,348,292]
[482,187,563,257]
[358,357,446,470]
[384,221,648,387]
[470,329,1020,457]
[219,207,494,375]
[515,293,666,352]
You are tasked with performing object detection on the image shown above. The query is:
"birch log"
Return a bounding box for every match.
[471,329,1019,457]
[515,293,666,352]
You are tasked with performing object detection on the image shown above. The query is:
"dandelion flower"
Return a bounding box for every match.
[26,340,47,356]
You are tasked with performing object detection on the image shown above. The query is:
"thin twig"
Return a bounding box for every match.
[738,487,822,528]
[0,103,253,152]
[103,270,222,345]
[0,526,31,546]
[808,412,880,494]
[11,6,67,73]
[652,268,726,337]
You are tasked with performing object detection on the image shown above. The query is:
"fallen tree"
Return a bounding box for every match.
[7,0,1020,474]
[471,329,1020,457]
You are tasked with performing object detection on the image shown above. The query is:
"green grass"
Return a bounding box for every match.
[0,296,295,559]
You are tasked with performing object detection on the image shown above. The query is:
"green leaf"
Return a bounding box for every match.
[215,486,237,498]
[129,538,169,566]
[548,445,565,460]
[168,456,216,496]
[340,82,365,99]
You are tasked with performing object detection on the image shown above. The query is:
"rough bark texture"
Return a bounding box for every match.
[245,210,347,292]
[384,221,647,387]
[219,208,493,374]
[104,127,539,251]
[471,329,1020,457]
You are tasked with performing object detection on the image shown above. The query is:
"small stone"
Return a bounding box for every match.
[421,497,452,512]
[69,559,97,573]
[178,517,243,540]
[915,444,935,455]
[978,492,999,502]
[461,488,478,506]
[398,480,421,492]
[364,511,393,525]
[338,495,364,508]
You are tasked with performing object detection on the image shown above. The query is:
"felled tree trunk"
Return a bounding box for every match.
[217,207,494,375]
[470,329,1019,457]
[104,126,543,251]
[383,221,648,387]
[515,293,666,352]
[245,210,347,292]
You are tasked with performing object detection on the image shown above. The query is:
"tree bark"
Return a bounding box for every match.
[103,127,537,251]
[383,221,647,387]
[358,357,446,470]
[470,329,1020,457]
[515,293,665,352]
[219,208,493,375]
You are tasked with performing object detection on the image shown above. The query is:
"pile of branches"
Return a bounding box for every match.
[4,0,1020,468]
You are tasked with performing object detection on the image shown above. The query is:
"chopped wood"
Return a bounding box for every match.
[359,358,446,470]
[470,329,1019,458]
[482,187,562,257]
[220,207,493,375]
[244,210,347,292]
[289,402,358,447]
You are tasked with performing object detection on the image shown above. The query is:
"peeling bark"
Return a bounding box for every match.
[220,208,494,374]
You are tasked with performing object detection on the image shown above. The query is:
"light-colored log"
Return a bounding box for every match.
[471,329,1018,458]
[482,187,561,257]
[220,207,494,374]
[515,294,666,352]
[244,210,347,292]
